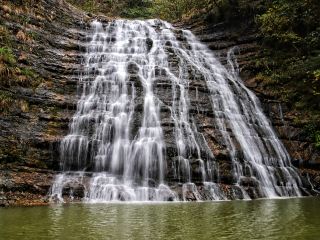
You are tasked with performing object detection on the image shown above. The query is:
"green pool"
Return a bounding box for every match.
[0,197,319,240]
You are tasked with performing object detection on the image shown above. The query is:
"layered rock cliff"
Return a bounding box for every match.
[178,15,320,191]
[0,0,89,206]
[0,0,318,206]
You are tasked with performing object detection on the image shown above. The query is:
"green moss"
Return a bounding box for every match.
[19,67,37,78]
[0,47,16,65]
[0,91,14,113]
[28,31,40,41]
[0,54,42,88]
[18,15,31,25]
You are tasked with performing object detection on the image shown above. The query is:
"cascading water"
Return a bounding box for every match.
[50,19,304,202]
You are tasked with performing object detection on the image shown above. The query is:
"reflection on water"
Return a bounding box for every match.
[0,197,319,240]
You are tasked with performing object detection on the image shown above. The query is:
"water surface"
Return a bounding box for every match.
[0,197,319,240]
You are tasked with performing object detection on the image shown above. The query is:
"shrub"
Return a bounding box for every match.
[258,0,320,52]
[304,123,320,150]
[315,131,320,149]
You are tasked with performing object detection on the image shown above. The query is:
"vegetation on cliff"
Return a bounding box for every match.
[0,0,80,167]
[66,0,154,18]
[257,0,320,148]
[66,0,261,21]
[0,2,41,165]
[0,3,43,115]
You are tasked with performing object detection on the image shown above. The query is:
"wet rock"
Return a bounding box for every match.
[18,53,28,63]
[127,62,140,74]
[0,0,89,206]
[240,177,259,187]
[146,37,153,51]
[184,191,197,201]
[219,174,237,185]
[62,182,85,199]
[146,178,156,188]
[190,159,205,182]
[0,195,9,207]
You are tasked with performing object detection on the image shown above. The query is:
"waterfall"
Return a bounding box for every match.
[50,19,303,202]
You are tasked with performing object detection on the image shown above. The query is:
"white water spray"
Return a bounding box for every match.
[50,19,303,202]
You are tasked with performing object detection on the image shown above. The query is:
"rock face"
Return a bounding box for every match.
[0,0,89,206]
[0,0,319,206]
[49,19,314,202]
[178,16,320,191]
